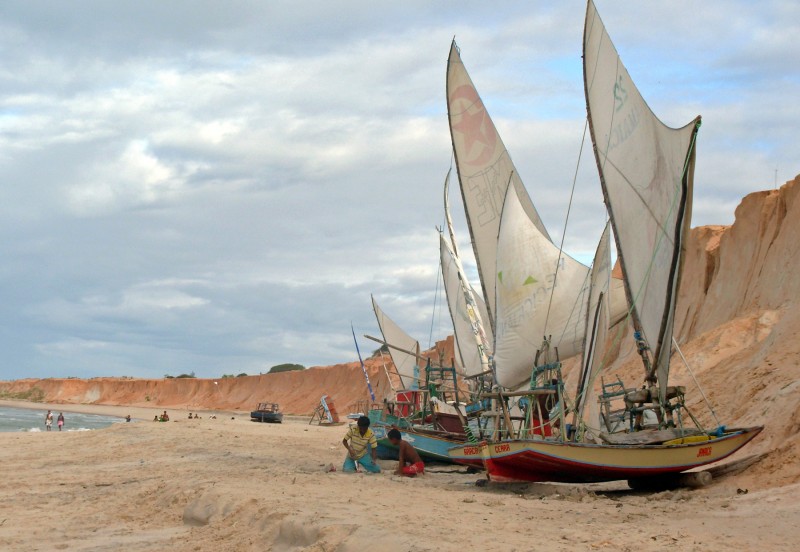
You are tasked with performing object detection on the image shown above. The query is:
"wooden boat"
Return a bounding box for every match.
[445,1,763,483]
[250,403,283,423]
[455,427,762,483]
[368,299,487,465]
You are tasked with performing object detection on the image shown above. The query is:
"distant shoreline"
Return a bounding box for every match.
[0,399,241,420]
[0,399,313,423]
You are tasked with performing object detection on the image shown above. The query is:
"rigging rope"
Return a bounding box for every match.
[672,337,722,428]
[543,117,590,336]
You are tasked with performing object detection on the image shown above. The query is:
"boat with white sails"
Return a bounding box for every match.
[447,0,762,484]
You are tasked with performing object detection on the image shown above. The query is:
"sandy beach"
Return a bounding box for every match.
[0,402,796,552]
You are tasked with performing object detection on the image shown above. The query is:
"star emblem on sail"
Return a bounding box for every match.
[449,85,498,166]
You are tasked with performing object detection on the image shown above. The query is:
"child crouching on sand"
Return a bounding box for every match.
[342,416,380,473]
[388,428,424,477]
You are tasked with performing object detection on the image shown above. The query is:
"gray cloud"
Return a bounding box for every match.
[0,1,797,379]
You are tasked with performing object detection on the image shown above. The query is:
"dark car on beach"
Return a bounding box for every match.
[250,403,283,423]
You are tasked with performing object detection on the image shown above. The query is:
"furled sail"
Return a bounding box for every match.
[440,234,492,378]
[441,170,493,377]
[371,296,419,390]
[447,41,551,335]
[574,223,611,440]
[442,168,461,260]
[583,0,700,401]
[494,183,590,389]
[471,288,494,349]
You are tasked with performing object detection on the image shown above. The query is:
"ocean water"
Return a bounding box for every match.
[0,406,124,433]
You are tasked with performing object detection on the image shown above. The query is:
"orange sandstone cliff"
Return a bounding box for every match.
[0,336,458,417]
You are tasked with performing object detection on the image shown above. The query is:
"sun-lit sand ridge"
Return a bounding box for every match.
[1,177,800,550]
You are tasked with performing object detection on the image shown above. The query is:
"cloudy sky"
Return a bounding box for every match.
[1,1,797,380]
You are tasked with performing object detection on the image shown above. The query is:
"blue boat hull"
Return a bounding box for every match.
[372,424,465,464]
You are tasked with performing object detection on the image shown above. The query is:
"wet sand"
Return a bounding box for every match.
[0,401,797,551]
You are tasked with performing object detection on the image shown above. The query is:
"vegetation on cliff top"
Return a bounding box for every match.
[268,363,305,374]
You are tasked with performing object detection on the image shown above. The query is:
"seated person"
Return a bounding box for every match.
[387,428,424,477]
[341,416,380,473]
[161,411,169,422]
[153,415,159,422]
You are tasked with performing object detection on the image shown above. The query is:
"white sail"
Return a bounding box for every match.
[471,288,494,350]
[494,183,590,389]
[575,223,611,439]
[371,296,419,389]
[447,41,551,335]
[440,234,492,378]
[583,0,700,401]
[608,274,627,326]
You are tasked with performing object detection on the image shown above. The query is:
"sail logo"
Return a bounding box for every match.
[613,75,628,112]
[450,85,498,166]
[697,446,712,458]
[607,103,640,153]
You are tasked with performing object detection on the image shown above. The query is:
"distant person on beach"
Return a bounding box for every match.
[160,411,169,422]
[45,410,53,431]
[387,428,424,477]
[188,412,193,419]
[57,413,64,431]
[153,415,159,422]
[342,416,380,473]
[126,415,131,422]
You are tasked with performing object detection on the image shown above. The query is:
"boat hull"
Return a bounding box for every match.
[372,425,465,463]
[475,426,763,483]
[447,443,488,469]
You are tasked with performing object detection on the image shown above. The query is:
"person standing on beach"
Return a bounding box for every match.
[57,413,64,431]
[341,416,380,473]
[45,410,53,431]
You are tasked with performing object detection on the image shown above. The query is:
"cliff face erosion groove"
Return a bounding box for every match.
[2,176,800,486]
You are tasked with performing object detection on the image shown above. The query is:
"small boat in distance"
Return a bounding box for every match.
[250,403,283,423]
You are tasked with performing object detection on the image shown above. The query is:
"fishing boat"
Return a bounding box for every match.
[250,403,283,424]
[448,0,762,483]
[366,298,476,463]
